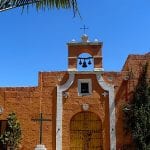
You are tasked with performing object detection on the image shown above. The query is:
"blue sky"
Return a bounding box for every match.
[0,0,150,86]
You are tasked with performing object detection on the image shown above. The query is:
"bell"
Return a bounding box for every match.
[82,60,87,68]
[79,59,82,65]
[88,59,92,65]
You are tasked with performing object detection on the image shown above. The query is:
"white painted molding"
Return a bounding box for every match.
[94,68,104,72]
[56,73,75,150]
[96,73,116,150]
[67,68,77,71]
[35,144,47,150]
[0,106,4,114]
[78,79,92,96]
[56,71,116,150]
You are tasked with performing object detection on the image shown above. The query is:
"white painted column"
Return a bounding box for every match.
[96,74,116,150]
[56,89,63,150]
[56,73,75,150]
[109,86,116,150]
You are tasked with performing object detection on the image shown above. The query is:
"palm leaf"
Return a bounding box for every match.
[0,0,78,15]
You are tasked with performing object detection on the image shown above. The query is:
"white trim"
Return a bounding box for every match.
[68,71,103,74]
[96,73,116,150]
[56,71,116,150]
[94,68,104,71]
[67,68,77,71]
[78,79,92,96]
[93,56,103,58]
[35,145,47,150]
[56,73,75,150]
[68,56,77,58]
[0,106,4,114]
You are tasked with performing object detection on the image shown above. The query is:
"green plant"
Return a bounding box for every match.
[0,0,79,16]
[123,63,150,150]
[0,112,22,150]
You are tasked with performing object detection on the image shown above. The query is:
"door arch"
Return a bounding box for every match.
[70,111,103,150]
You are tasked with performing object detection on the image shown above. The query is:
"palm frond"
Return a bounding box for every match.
[0,0,79,16]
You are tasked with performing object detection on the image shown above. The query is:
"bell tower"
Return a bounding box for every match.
[67,34,103,71]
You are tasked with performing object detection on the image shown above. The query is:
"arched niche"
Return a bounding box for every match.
[77,53,94,71]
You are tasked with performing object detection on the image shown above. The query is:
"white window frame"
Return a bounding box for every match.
[78,79,92,96]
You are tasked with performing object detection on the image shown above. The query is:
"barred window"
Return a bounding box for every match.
[78,79,92,96]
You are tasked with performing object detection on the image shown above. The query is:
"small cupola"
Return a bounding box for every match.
[67,34,104,72]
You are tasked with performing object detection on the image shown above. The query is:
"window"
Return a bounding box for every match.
[78,79,92,96]
[81,83,89,93]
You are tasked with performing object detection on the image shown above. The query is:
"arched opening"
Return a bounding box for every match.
[77,53,94,71]
[70,111,103,150]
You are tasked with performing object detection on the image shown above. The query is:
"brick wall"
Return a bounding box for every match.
[0,53,149,150]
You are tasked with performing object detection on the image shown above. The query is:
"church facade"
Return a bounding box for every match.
[0,34,149,150]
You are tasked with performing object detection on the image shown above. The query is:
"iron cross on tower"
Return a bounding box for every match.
[80,25,89,34]
[31,113,51,144]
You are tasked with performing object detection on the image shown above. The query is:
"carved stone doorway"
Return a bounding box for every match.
[70,112,103,150]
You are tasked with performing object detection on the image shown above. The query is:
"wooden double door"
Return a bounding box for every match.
[70,112,103,150]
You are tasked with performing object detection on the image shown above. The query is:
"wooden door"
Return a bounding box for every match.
[70,112,103,150]
[0,120,8,150]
